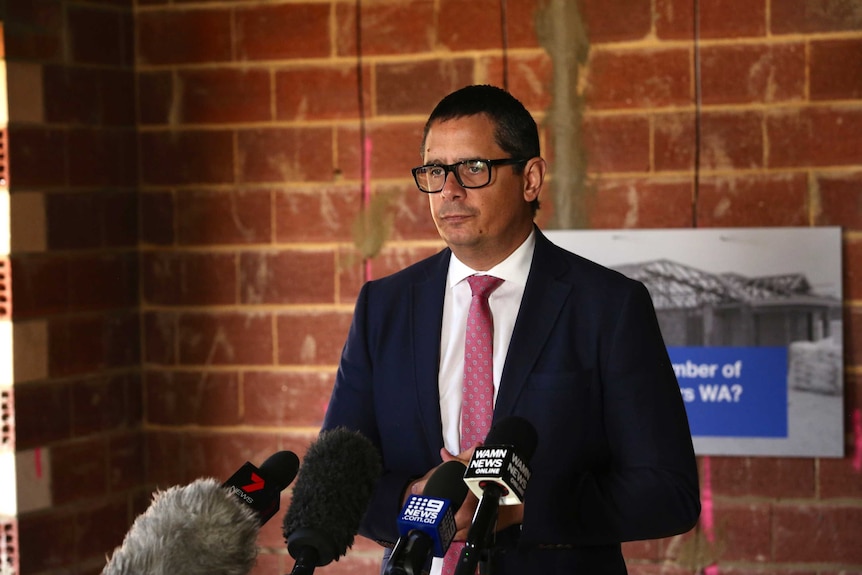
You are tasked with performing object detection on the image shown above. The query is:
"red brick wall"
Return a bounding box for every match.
[3,0,861,574]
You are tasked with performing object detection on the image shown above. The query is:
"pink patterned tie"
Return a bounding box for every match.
[442,275,504,575]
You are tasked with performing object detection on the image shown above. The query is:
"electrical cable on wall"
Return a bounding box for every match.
[692,0,702,228]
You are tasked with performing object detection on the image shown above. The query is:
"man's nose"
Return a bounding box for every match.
[439,170,465,199]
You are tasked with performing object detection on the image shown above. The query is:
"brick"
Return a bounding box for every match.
[361,243,445,283]
[9,254,69,318]
[71,374,140,437]
[66,254,139,311]
[144,370,241,426]
[177,311,274,365]
[12,381,73,448]
[774,505,862,563]
[771,1,862,34]
[18,510,76,572]
[701,111,765,170]
[43,65,136,126]
[500,0,544,49]
[137,71,172,125]
[108,432,145,492]
[656,0,767,39]
[239,249,337,305]
[709,456,815,498]
[814,171,862,228]
[140,130,234,185]
[76,499,132,562]
[820,453,862,499]
[48,312,140,376]
[46,191,138,249]
[275,65,370,121]
[237,127,333,183]
[177,68,272,124]
[767,107,862,168]
[143,311,176,365]
[845,238,862,301]
[849,307,862,367]
[275,185,360,244]
[336,121,426,182]
[242,371,333,427]
[582,114,650,173]
[137,9,232,65]
[237,3,330,61]
[810,39,862,101]
[68,127,139,187]
[696,173,809,227]
[140,190,175,246]
[483,52,553,113]
[376,59,475,116]
[68,4,131,66]
[584,177,694,228]
[653,112,695,172]
[276,310,353,366]
[8,126,68,188]
[335,1,435,57]
[578,0,652,43]
[176,188,272,246]
[387,183,442,241]
[711,501,773,562]
[585,47,691,110]
[51,437,108,505]
[699,43,805,105]
[438,0,505,50]
[142,251,237,306]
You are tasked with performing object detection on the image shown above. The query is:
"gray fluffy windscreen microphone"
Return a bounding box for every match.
[283,427,382,575]
[102,478,260,575]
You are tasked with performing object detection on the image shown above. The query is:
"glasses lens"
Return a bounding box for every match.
[456,160,491,188]
[414,165,446,192]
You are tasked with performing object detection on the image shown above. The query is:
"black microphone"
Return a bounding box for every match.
[455,416,538,575]
[384,460,470,575]
[283,427,382,575]
[103,451,300,575]
[223,450,301,524]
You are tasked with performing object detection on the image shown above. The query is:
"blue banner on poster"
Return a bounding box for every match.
[669,347,788,438]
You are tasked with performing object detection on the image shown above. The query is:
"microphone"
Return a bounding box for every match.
[103,451,300,575]
[384,460,470,575]
[283,427,382,575]
[223,450,302,524]
[455,416,538,575]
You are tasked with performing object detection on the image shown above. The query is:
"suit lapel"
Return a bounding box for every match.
[495,231,572,419]
[411,250,450,455]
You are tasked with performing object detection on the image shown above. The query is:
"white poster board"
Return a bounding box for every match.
[546,227,843,457]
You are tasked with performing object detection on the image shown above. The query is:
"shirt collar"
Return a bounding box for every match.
[448,228,536,289]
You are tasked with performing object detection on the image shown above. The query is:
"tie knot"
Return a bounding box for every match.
[467,275,504,299]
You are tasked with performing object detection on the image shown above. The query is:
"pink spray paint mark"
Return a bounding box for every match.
[852,408,862,472]
[34,447,43,478]
[363,136,373,282]
[700,455,719,575]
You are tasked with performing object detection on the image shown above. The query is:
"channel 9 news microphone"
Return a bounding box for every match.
[455,416,538,575]
[283,427,382,575]
[384,460,470,575]
[102,450,300,575]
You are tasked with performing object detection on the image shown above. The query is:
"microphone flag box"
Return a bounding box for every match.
[464,446,531,505]
[223,462,283,523]
[397,495,456,557]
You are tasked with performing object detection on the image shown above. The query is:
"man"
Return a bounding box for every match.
[322,84,701,574]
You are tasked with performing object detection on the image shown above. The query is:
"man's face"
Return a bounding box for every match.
[422,114,538,270]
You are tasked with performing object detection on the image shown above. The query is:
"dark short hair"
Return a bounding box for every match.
[421,85,542,213]
[421,85,541,162]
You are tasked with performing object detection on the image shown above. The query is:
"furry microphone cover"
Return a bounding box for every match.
[102,478,260,575]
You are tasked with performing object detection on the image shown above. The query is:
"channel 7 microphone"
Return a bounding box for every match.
[283,427,382,575]
[455,416,538,575]
[103,450,300,575]
[384,460,470,575]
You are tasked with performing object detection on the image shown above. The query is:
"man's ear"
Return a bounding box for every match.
[522,157,546,203]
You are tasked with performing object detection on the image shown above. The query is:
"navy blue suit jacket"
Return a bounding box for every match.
[323,228,700,574]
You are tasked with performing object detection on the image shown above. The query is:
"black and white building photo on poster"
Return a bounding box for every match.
[546,227,843,457]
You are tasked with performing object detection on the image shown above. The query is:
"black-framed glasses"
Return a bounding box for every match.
[411,158,528,193]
